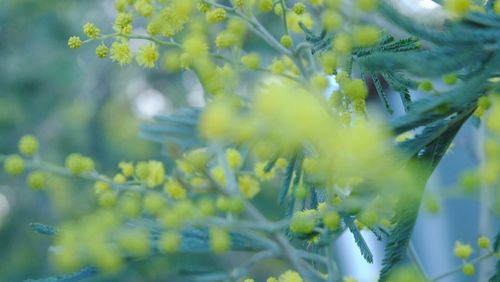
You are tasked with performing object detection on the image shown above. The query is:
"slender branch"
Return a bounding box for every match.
[407,242,428,281]
[431,252,495,281]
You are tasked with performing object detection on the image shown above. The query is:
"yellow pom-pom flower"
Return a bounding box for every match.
[83,22,101,39]
[209,228,230,253]
[343,79,368,100]
[118,162,134,177]
[462,263,475,276]
[444,0,471,16]
[27,171,46,190]
[164,178,187,200]
[454,241,473,259]
[145,161,165,188]
[352,25,380,47]
[136,43,159,68]
[323,211,340,230]
[278,270,303,282]
[238,175,260,198]
[280,35,293,49]
[290,210,318,234]
[292,3,306,15]
[206,8,226,24]
[68,36,82,49]
[241,53,261,69]
[159,231,181,253]
[226,148,242,170]
[333,33,352,54]
[95,44,109,58]
[477,236,490,249]
[110,41,133,66]
[65,153,94,174]
[18,135,39,156]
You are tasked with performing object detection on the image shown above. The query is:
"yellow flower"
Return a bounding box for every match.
[118,162,134,177]
[209,228,230,253]
[352,25,380,47]
[333,33,352,54]
[136,43,159,68]
[241,53,261,69]
[146,161,165,188]
[199,100,237,140]
[159,231,181,253]
[67,36,82,49]
[18,135,39,156]
[226,148,242,170]
[290,210,318,234]
[322,10,342,31]
[143,192,166,215]
[95,44,109,58]
[65,153,94,174]
[462,263,475,275]
[83,22,101,39]
[110,41,133,66]
[292,3,306,14]
[323,211,340,230]
[280,35,293,48]
[114,173,127,184]
[27,171,47,190]
[477,236,490,249]
[454,241,473,259]
[164,178,187,199]
[254,161,276,181]
[278,270,303,282]
[271,58,286,74]
[238,175,260,198]
[206,8,226,24]
[211,165,226,186]
[444,0,471,16]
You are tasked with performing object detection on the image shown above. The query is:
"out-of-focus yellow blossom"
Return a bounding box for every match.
[226,148,242,170]
[278,270,303,282]
[287,13,313,33]
[290,210,318,234]
[18,135,39,156]
[241,53,261,69]
[454,241,473,259]
[206,8,226,24]
[164,178,187,199]
[209,228,230,253]
[159,231,181,253]
[238,175,260,198]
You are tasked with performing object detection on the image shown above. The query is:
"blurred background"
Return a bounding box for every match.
[0,0,498,281]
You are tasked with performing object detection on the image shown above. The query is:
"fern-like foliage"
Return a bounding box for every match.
[379,111,471,281]
[343,214,374,264]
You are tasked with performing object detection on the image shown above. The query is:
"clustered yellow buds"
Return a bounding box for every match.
[292,3,306,15]
[65,153,95,175]
[454,241,473,259]
[206,8,226,24]
[68,36,82,49]
[83,22,101,39]
[95,44,109,58]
